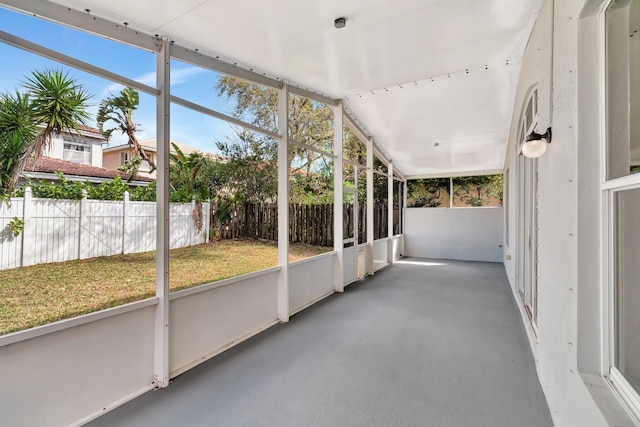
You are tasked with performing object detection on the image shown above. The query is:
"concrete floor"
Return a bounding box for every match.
[89,258,552,427]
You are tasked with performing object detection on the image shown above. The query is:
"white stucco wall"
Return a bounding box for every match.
[503,0,634,425]
[404,207,503,262]
[43,133,104,168]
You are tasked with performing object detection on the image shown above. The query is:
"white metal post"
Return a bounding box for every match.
[122,191,129,254]
[277,83,290,321]
[154,36,170,388]
[366,138,374,275]
[354,168,359,248]
[449,177,454,207]
[333,102,344,292]
[388,162,394,263]
[402,179,407,255]
[78,189,87,260]
[21,186,33,267]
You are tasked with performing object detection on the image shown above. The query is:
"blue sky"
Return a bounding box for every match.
[0,6,238,155]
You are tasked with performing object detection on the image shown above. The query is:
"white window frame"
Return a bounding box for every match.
[601,0,640,421]
[62,137,92,165]
[604,184,640,423]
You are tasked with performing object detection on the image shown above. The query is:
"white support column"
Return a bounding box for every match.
[189,198,195,247]
[122,191,129,254]
[21,186,33,267]
[154,37,171,389]
[402,180,407,234]
[205,200,210,244]
[277,83,290,321]
[333,102,344,292]
[402,179,407,255]
[366,138,374,275]
[388,162,394,264]
[354,169,359,248]
[78,189,88,260]
[449,177,454,207]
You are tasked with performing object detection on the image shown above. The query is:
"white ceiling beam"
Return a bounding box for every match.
[288,86,338,107]
[0,0,160,52]
[407,169,505,180]
[172,46,339,107]
[170,44,283,90]
[343,110,370,143]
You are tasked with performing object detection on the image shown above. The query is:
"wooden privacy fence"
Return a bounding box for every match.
[0,188,209,270]
[213,202,391,245]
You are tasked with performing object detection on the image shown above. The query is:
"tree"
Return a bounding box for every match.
[216,127,277,203]
[407,178,449,207]
[170,143,225,232]
[453,175,503,207]
[0,92,36,196]
[372,156,389,204]
[170,143,223,202]
[97,87,154,178]
[289,156,334,204]
[5,69,91,194]
[216,76,337,204]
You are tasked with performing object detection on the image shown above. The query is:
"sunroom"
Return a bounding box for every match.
[0,0,639,425]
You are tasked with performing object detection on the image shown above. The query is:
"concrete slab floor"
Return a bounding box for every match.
[88,258,552,427]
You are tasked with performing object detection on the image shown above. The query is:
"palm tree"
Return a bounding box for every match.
[170,143,207,197]
[97,87,155,176]
[170,143,211,232]
[7,69,91,193]
[0,92,37,195]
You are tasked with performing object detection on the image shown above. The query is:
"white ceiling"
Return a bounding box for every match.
[50,0,542,177]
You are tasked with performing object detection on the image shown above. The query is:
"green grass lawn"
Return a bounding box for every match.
[0,239,332,335]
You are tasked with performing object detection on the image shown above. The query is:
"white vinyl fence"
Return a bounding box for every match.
[0,188,209,270]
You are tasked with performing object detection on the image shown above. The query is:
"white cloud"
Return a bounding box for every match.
[101,65,207,96]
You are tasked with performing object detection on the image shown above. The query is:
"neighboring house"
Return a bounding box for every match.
[42,124,106,168]
[103,138,219,179]
[19,125,151,186]
[23,156,153,186]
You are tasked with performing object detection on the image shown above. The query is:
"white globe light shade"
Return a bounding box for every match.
[522,138,547,158]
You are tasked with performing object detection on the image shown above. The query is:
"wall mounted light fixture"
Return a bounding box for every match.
[522,127,552,158]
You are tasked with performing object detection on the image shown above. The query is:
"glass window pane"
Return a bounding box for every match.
[606,0,640,179]
[615,187,640,394]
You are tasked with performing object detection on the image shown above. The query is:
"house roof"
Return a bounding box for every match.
[24,156,153,183]
[59,124,106,141]
[77,124,103,136]
[103,138,221,160]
